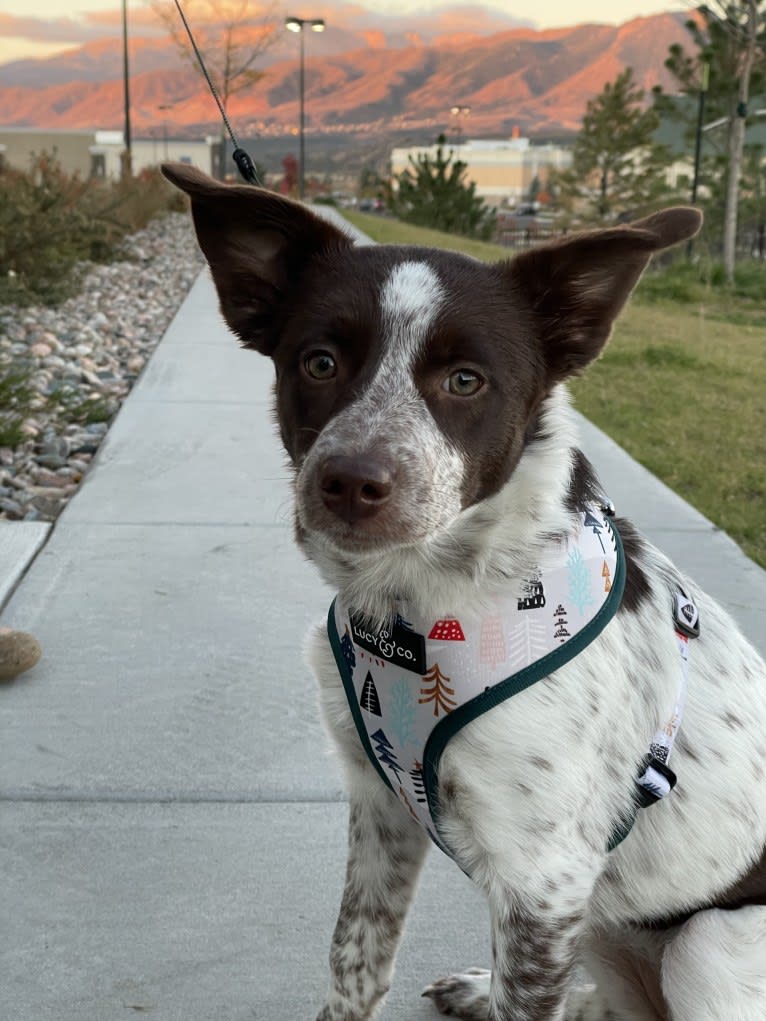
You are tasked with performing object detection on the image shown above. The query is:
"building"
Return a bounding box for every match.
[0,127,217,179]
[390,135,573,207]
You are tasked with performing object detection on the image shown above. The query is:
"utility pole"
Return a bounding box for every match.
[121,0,132,179]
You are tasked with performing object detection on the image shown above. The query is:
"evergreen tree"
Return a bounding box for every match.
[386,135,493,240]
[556,67,673,222]
[653,2,766,279]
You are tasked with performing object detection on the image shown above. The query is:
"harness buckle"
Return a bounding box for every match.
[674,590,700,638]
[635,755,677,808]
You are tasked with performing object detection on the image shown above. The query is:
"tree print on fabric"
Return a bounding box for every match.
[370,728,405,782]
[567,547,595,615]
[340,626,356,672]
[399,786,419,823]
[419,663,456,717]
[583,510,607,553]
[389,678,415,746]
[360,671,382,716]
[410,760,427,803]
[428,618,465,641]
[507,614,547,671]
[480,614,506,669]
[602,560,612,593]
[553,604,571,644]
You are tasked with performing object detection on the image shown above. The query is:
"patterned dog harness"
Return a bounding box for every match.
[328,505,626,854]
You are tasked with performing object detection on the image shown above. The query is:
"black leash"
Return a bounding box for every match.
[171,0,261,186]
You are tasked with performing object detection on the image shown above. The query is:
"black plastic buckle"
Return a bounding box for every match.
[674,590,700,638]
[635,755,677,809]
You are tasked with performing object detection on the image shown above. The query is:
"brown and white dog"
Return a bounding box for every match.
[163,163,766,1021]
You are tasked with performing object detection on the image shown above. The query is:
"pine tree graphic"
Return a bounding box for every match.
[480,615,506,669]
[583,510,607,553]
[518,572,546,610]
[553,603,570,644]
[410,761,427,802]
[567,547,595,615]
[398,786,420,822]
[507,615,548,670]
[340,626,356,673]
[428,618,465,641]
[370,728,405,782]
[602,560,612,592]
[360,671,382,716]
[419,663,456,717]
[389,679,415,746]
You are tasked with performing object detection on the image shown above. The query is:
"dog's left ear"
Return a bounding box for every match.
[507,207,702,382]
[161,163,353,355]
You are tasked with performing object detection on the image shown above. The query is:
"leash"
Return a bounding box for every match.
[170,0,262,186]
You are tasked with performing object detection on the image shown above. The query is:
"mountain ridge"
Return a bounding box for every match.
[0,11,690,138]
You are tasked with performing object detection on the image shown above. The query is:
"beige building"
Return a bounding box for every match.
[0,127,217,179]
[390,135,572,207]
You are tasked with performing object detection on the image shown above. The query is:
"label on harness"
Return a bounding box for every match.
[350,612,427,674]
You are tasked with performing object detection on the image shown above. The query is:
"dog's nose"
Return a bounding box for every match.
[320,455,394,523]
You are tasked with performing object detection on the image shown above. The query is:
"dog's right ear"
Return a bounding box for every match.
[161,163,353,355]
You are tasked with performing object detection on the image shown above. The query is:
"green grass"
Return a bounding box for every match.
[342,210,510,262]
[337,210,766,568]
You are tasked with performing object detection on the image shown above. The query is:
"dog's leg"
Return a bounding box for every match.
[316,771,430,1021]
[424,892,591,1021]
[660,905,766,1021]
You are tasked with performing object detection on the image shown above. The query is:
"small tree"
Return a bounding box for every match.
[152,0,281,179]
[654,2,766,280]
[556,67,673,222]
[386,135,492,239]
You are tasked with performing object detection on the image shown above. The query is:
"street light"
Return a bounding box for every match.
[450,105,471,161]
[285,15,325,199]
[121,0,132,179]
[158,104,175,161]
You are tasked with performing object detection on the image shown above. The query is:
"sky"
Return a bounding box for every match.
[0,0,680,64]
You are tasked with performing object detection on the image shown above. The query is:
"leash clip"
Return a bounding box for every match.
[674,590,700,638]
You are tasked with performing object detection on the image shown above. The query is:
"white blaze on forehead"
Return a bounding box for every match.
[380,260,445,367]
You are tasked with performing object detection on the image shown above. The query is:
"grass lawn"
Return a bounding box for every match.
[338,210,766,568]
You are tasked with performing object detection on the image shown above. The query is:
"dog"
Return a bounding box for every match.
[162,162,766,1021]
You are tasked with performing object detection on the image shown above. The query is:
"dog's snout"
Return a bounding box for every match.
[320,455,394,523]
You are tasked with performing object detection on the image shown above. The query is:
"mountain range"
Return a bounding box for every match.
[0,8,690,140]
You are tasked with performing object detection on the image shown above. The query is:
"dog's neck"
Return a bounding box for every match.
[300,387,592,624]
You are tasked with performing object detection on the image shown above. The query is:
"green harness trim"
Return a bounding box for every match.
[327,519,629,857]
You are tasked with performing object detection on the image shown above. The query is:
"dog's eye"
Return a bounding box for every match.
[303,351,337,381]
[443,369,484,396]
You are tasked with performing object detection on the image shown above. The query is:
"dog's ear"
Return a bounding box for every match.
[161,163,353,355]
[507,207,702,382]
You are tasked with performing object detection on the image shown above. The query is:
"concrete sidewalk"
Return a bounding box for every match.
[3,215,765,1021]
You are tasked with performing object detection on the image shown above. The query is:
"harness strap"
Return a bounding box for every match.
[608,588,699,850]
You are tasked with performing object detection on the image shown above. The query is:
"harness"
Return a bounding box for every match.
[327,504,698,861]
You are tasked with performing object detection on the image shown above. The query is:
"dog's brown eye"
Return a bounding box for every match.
[304,351,337,381]
[443,369,484,396]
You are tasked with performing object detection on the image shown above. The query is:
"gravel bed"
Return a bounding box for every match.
[0,212,203,523]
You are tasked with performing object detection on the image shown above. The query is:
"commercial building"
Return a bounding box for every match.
[390,135,573,207]
[0,127,217,179]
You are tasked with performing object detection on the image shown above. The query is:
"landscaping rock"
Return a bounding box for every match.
[0,627,42,681]
[0,213,203,524]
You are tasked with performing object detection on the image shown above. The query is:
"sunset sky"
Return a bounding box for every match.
[1,0,682,64]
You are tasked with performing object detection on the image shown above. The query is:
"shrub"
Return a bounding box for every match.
[0,154,183,306]
[0,357,37,447]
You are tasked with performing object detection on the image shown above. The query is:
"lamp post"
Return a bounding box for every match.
[158,103,175,161]
[285,15,325,199]
[450,104,471,159]
[121,0,132,179]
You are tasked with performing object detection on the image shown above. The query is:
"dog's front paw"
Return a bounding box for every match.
[422,968,490,1019]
